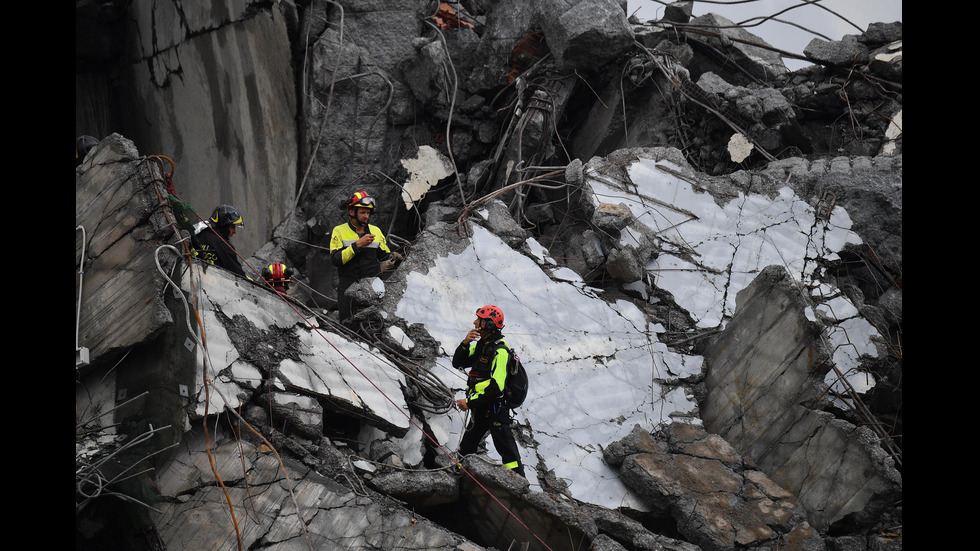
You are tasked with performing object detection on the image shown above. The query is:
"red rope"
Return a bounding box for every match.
[164,159,551,550]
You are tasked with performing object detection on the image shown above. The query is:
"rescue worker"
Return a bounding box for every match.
[452,305,525,478]
[262,261,294,293]
[329,190,402,325]
[193,204,247,278]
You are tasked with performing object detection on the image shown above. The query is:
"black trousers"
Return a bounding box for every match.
[337,280,357,327]
[459,403,524,476]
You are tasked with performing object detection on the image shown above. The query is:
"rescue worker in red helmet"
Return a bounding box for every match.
[262,261,294,293]
[192,204,247,278]
[329,191,402,326]
[452,305,525,478]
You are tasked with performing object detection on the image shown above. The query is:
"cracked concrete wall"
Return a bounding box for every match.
[113,1,298,262]
[75,134,195,480]
[75,134,180,369]
[700,265,901,531]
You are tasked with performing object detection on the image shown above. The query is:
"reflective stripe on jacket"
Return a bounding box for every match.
[452,338,509,409]
[192,225,246,277]
[329,222,391,284]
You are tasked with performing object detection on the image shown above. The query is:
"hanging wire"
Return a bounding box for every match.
[297,0,346,208]
[146,142,554,546]
[76,413,178,515]
[422,17,467,206]
[156,244,315,551]
[76,225,87,358]
[759,226,902,469]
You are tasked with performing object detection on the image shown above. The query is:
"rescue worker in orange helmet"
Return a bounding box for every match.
[452,305,525,478]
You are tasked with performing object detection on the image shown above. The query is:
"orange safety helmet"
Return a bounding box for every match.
[476,305,504,330]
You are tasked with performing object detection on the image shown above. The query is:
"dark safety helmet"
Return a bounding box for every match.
[210,204,244,228]
[346,190,376,210]
[476,304,504,330]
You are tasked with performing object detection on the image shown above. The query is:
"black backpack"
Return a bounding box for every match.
[496,342,528,409]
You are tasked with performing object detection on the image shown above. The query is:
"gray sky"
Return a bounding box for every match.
[627,0,903,70]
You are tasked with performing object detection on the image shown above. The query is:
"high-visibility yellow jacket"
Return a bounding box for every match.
[452,337,509,409]
[329,222,392,287]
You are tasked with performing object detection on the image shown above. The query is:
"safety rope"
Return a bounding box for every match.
[210,222,551,548]
[155,244,314,551]
[149,153,551,549]
[142,157,250,550]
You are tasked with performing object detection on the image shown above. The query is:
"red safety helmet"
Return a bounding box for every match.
[476,305,504,329]
[262,262,293,290]
[346,190,376,210]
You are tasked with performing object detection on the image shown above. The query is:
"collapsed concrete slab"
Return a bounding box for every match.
[152,426,482,550]
[459,455,597,551]
[538,0,634,71]
[75,133,180,374]
[367,469,460,508]
[700,265,902,531]
[76,125,901,549]
[182,263,413,437]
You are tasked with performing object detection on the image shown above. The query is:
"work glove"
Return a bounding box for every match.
[380,252,404,273]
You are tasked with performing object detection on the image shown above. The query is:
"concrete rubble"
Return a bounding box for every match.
[76,1,902,549]
[604,423,823,551]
